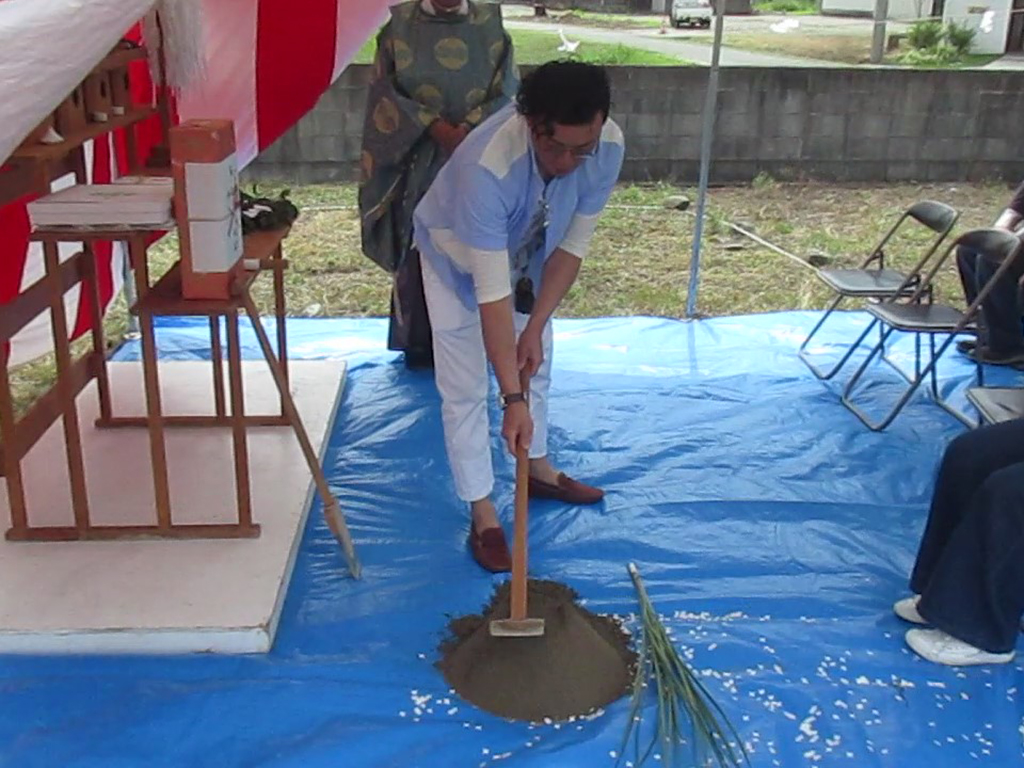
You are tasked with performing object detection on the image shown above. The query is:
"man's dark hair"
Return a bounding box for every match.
[515,61,611,135]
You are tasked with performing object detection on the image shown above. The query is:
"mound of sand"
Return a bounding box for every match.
[437,580,635,722]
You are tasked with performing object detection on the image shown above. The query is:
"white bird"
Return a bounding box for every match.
[557,27,581,53]
[769,17,800,34]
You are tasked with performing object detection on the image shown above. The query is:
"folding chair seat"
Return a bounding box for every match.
[799,200,959,380]
[841,228,1023,431]
[965,387,1024,425]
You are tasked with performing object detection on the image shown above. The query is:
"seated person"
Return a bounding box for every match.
[956,180,1024,366]
[894,418,1024,665]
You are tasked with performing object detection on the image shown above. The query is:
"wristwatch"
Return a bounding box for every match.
[499,391,527,409]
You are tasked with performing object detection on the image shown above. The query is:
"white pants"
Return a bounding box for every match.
[421,254,552,502]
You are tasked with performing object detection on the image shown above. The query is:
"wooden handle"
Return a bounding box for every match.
[510,366,532,622]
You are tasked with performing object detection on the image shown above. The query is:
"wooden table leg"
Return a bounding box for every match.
[129,236,172,530]
[209,317,226,419]
[273,243,288,417]
[43,240,90,531]
[240,292,360,578]
[84,242,112,422]
[225,310,253,529]
[0,347,28,536]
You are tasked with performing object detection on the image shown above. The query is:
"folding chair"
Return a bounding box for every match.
[798,200,959,380]
[965,387,1024,425]
[841,228,1023,431]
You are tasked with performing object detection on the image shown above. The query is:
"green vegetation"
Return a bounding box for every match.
[351,28,689,66]
[752,0,818,15]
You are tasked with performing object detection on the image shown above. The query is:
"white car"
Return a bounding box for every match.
[670,0,712,28]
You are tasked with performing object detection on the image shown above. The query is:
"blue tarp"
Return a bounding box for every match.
[1,311,1022,768]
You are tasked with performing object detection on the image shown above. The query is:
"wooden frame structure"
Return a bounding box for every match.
[0,40,291,543]
[8,225,292,542]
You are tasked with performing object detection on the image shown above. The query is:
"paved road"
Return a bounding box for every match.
[506,18,846,68]
[505,6,1024,69]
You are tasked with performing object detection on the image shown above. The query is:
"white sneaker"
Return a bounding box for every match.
[905,628,1015,666]
[893,595,927,625]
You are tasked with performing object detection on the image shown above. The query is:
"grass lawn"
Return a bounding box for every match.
[721,32,872,63]
[352,28,688,66]
[752,0,818,13]
[528,10,665,28]
[7,179,1014,415]
[702,31,1001,67]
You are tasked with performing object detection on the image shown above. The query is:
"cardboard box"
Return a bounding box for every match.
[54,86,88,136]
[170,119,244,300]
[169,119,236,164]
[188,213,243,274]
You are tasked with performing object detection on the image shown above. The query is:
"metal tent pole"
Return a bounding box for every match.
[685,0,725,318]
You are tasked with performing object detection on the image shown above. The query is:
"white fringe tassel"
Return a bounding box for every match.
[142,0,206,94]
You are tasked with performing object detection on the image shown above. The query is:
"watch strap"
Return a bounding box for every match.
[500,392,527,409]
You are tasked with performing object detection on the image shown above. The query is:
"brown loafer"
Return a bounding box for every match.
[528,473,604,505]
[468,524,512,573]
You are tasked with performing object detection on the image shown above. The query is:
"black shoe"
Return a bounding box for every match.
[968,345,1024,368]
[956,338,977,355]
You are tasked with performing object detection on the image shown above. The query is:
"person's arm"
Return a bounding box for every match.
[524,249,580,328]
[451,168,533,453]
[996,180,1024,230]
[479,296,522,398]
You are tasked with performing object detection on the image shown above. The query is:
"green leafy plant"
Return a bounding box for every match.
[898,43,958,67]
[944,21,975,55]
[752,171,776,190]
[618,563,749,768]
[907,19,943,50]
[752,0,817,13]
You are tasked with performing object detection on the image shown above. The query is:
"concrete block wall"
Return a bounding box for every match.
[247,64,1024,185]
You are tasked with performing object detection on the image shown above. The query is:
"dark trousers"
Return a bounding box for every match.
[910,419,1024,653]
[388,248,434,369]
[956,245,1024,354]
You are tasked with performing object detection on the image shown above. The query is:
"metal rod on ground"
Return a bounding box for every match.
[724,221,820,272]
[685,0,725,319]
[870,0,889,64]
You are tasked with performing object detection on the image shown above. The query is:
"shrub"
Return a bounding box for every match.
[944,21,976,55]
[898,43,958,66]
[907,19,943,50]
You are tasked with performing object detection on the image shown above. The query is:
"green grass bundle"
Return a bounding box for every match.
[619,563,749,768]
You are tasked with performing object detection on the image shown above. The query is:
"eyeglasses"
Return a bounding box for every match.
[535,134,598,160]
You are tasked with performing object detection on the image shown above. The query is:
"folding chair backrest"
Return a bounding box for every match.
[907,200,959,234]
[861,200,958,272]
[909,227,1022,321]
[956,227,1020,262]
[957,228,1022,321]
[877,200,959,300]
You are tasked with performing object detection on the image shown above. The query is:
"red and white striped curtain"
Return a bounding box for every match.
[0,0,389,367]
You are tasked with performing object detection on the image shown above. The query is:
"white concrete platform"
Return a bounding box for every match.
[0,359,346,655]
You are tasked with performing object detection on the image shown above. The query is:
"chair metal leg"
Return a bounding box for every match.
[928,334,939,398]
[929,335,979,428]
[798,297,876,381]
[845,329,978,431]
[841,325,900,430]
[842,323,939,431]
